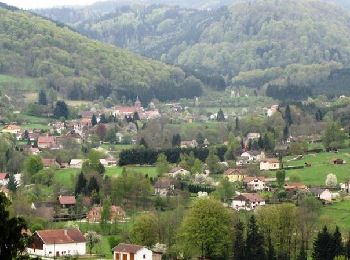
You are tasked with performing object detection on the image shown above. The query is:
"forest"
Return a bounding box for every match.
[0,5,204,102]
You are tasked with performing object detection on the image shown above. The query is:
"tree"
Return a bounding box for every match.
[87,176,100,194]
[24,155,43,183]
[235,117,240,131]
[276,170,286,188]
[284,105,293,126]
[99,114,108,124]
[177,198,233,259]
[283,125,289,141]
[38,89,48,106]
[101,196,112,224]
[75,172,87,195]
[332,226,343,258]
[131,213,158,247]
[312,226,332,260]
[246,215,265,260]
[323,122,347,149]
[266,234,276,260]
[216,178,234,203]
[233,220,245,260]
[206,148,222,174]
[7,173,17,193]
[196,132,205,147]
[172,134,181,147]
[297,241,307,260]
[0,192,28,259]
[96,124,107,141]
[325,173,337,187]
[156,153,170,176]
[91,114,97,126]
[54,101,69,119]
[85,231,101,255]
[346,232,350,259]
[133,112,140,121]
[217,108,225,121]
[105,127,117,144]
[225,134,239,161]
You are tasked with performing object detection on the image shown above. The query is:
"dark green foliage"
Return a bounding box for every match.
[118,146,227,166]
[133,112,140,121]
[7,173,17,193]
[53,101,69,119]
[284,105,293,126]
[233,221,245,260]
[235,117,240,131]
[75,172,87,195]
[196,132,205,147]
[283,125,289,141]
[87,176,100,194]
[91,114,97,126]
[38,89,48,105]
[266,85,313,101]
[246,215,265,260]
[171,134,181,147]
[217,108,225,121]
[312,226,333,260]
[332,226,344,258]
[0,193,28,259]
[297,242,307,260]
[266,235,276,260]
[276,170,286,188]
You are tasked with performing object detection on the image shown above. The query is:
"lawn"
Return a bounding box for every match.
[0,74,40,92]
[320,199,350,231]
[54,168,80,189]
[279,149,350,186]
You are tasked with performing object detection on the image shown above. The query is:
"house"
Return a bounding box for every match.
[2,124,21,134]
[26,147,40,155]
[168,167,190,178]
[180,140,198,148]
[0,173,9,186]
[58,196,76,208]
[154,178,175,197]
[224,168,247,182]
[69,159,84,169]
[341,181,350,193]
[87,205,126,223]
[240,151,265,162]
[267,105,279,117]
[284,182,308,192]
[260,158,280,171]
[243,177,267,191]
[42,158,60,168]
[231,193,265,211]
[27,228,86,257]
[309,188,333,202]
[38,135,57,149]
[99,159,117,167]
[113,243,153,260]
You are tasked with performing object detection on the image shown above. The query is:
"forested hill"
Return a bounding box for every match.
[0,5,203,102]
[35,0,350,87]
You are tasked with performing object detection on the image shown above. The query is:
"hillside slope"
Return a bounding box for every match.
[36,0,350,89]
[0,4,202,102]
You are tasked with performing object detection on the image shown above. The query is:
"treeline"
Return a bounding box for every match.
[118,146,227,166]
[266,84,313,101]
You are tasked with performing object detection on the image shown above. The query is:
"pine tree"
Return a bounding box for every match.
[172,133,181,147]
[133,112,140,121]
[283,125,289,141]
[88,176,100,194]
[346,232,350,259]
[217,108,225,121]
[312,226,332,260]
[332,226,344,258]
[266,234,276,260]
[7,173,17,193]
[233,221,245,260]
[100,114,108,123]
[91,114,97,126]
[285,105,293,126]
[75,172,87,195]
[38,89,48,105]
[54,101,69,119]
[297,241,307,260]
[140,137,148,148]
[246,215,265,260]
[196,132,205,147]
[235,117,240,131]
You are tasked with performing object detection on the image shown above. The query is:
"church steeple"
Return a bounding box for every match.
[135,96,142,111]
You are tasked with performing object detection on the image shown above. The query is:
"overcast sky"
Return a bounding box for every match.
[2,0,100,9]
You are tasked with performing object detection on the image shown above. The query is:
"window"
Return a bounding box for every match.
[143,255,146,259]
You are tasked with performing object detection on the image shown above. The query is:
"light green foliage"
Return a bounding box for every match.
[216,178,235,203]
[322,122,347,149]
[24,155,43,182]
[156,153,170,176]
[177,198,234,258]
[131,213,158,247]
[205,148,222,174]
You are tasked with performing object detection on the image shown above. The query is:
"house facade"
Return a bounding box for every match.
[260,158,280,171]
[231,193,265,211]
[244,177,267,191]
[224,168,247,182]
[154,178,175,197]
[87,205,126,223]
[0,173,9,186]
[38,135,57,149]
[113,243,152,260]
[27,228,86,257]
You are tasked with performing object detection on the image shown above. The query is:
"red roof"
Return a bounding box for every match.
[243,176,265,183]
[234,193,264,203]
[58,196,76,205]
[113,243,145,253]
[0,173,9,180]
[42,159,57,167]
[36,228,85,244]
[116,107,136,113]
[38,135,56,144]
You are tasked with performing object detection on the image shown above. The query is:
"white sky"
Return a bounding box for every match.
[1,0,100,9]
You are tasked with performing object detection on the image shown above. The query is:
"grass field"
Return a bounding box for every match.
[279,149,350,186]
[105,166,158,178]
[320,199,350,231]
[0,74,40,92]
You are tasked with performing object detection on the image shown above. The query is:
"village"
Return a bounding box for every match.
[1,88,350,259]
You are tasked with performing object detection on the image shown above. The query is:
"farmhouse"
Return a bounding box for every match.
[69,159,84,168]
[168,167,190,178]
[42,158,60,168]
[240,151,265,162]
[87,205,126,223]
[231,193,265,211]
[224,168,247,182]
[180,140,198,148]
[2,124,21,134]
[243,176,268,191]
[113,243,153,260]
[0,173,9,186]
[27,228,86,257]
[58,195,76,208]
[38,135,57,149]
[260,158,280,171]
[309,188,333,202]
[154,178,175,197]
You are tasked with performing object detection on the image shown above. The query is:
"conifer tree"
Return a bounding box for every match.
[235,117,240,131]
[332,226,343,258]
[285,105,293,126]
[91,114,97,126]
[217,108,225,121]
[313,226,332,260]
[266,234,276,260]
[233,221,245,260]
[7,173,17,193]
[75,172,87,195]
[246,215,265,260]
[38,89,48,105]
[297,241,307,260]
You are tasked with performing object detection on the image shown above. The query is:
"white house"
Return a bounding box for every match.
[69,159,84,168]
[231,193,265,211]
[310,188,333,202]
[243,177,268,191]
[260,158,280,171]
[113,243,153,260]
[27,228,86,257]
[241,151,265,162]
[169,167,190,178]
[0,173,9,186]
